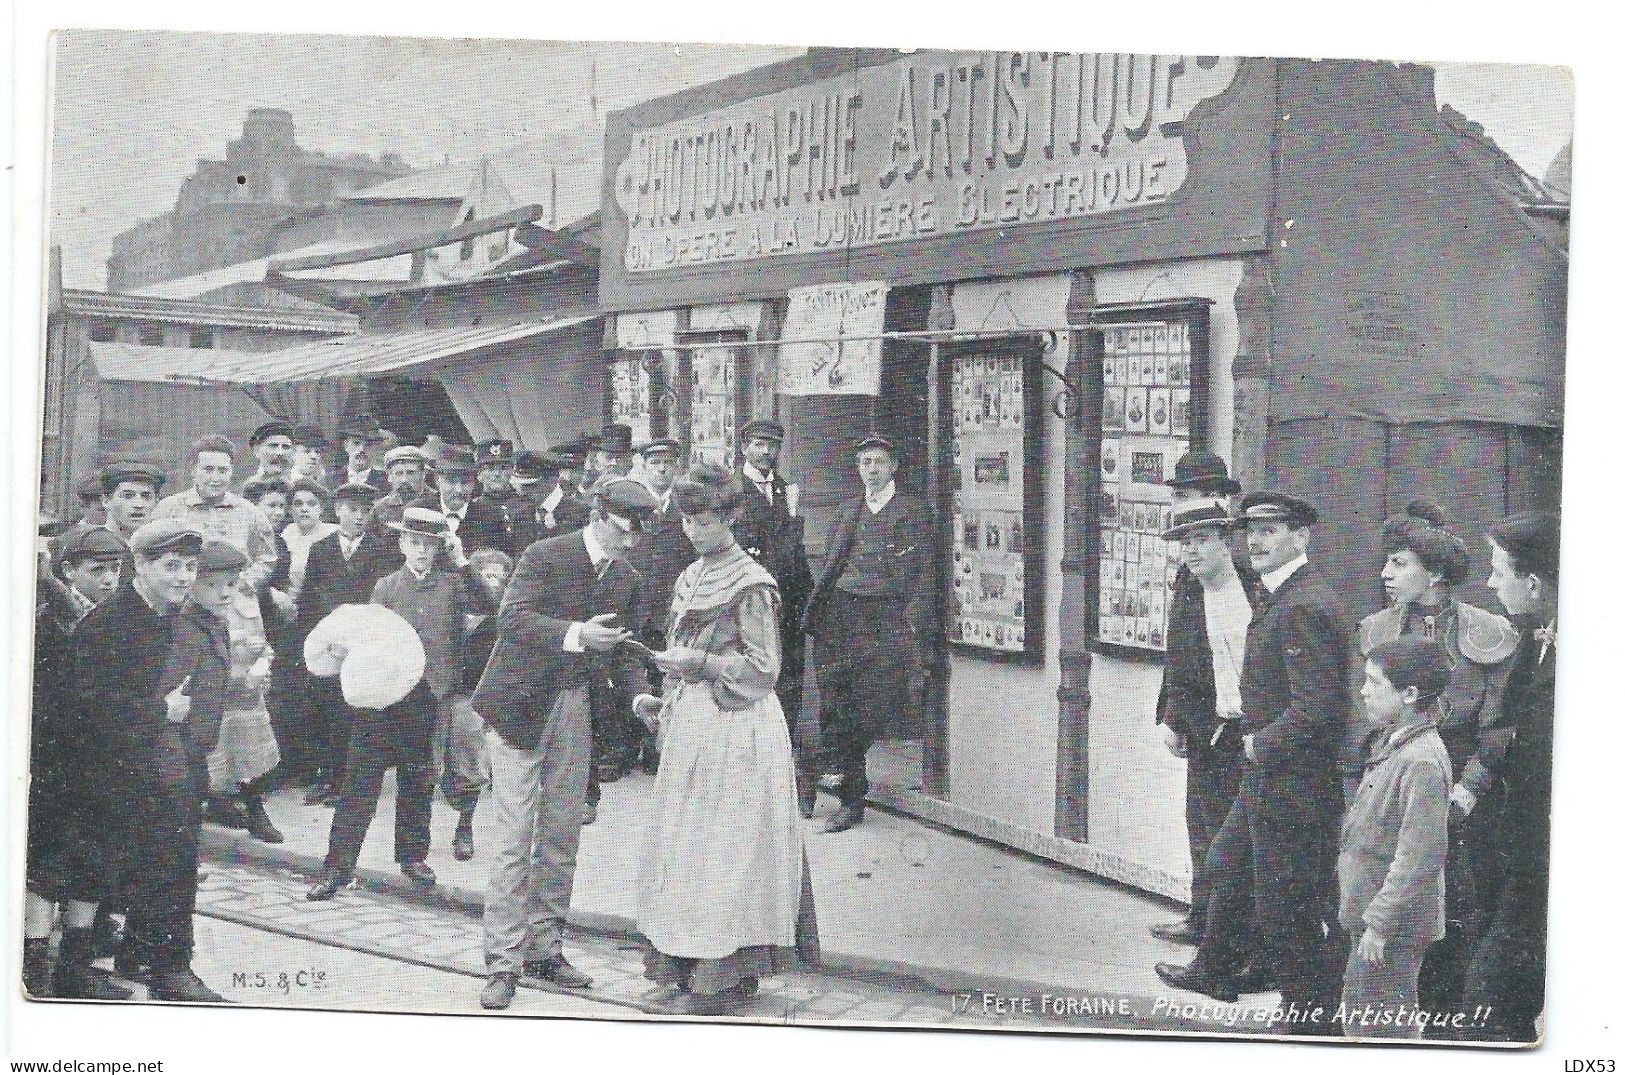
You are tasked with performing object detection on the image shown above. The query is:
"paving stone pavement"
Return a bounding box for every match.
[193,858,988,1028]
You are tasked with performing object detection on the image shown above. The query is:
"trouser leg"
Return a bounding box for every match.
[1191,795,1252,977]
[323,716,390,873]
[1461,870,1547,1042]
[1340,932,1429,1039]
[524,687,592,962]
[124,733,202,971]
[482,729,544,975]
[392,686,436,865]
[1185,743,1242,934]
[1248,783,1337,1023]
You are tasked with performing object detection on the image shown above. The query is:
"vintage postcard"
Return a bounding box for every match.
[15,18,1577,1064]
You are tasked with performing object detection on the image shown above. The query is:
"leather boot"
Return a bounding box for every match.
[90,908,122,959]
[112,929,152,981]
[53,928,132,1000]
[147,966,228,1003]
[239,792,284,844]
[23,937,53,998]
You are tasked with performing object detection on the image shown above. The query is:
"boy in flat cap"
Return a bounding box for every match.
[803,435,937,833]
[72,521,228,1001]
[1158,491,1350,1029]
[473,476,655,1008]
[733,419,816,814]
[296,482,396,806]
[25,527,132,998]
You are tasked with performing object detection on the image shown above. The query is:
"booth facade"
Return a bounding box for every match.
[597,51,1566,898]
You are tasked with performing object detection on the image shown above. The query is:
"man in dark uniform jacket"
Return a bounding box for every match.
[473,477,655,1010]
[74,520,228,1002]
[1152,498,1265,951]
[337,415,389,491]
[296,482,395,804]
[1461,510,1559,1042]
[463,439,538,560]
[626,438,693,772]
[733,419,817,815]
[1157,492,1349,1028]
[804,434,937,834]
[534,443,592,538]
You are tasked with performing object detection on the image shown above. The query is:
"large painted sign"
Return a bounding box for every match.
[612,52,1240,273]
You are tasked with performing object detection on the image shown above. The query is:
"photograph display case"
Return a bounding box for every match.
[1092,302,1211,657]
[943,339,1044,663]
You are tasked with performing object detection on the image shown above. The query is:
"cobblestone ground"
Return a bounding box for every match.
[191,858,1012,1028]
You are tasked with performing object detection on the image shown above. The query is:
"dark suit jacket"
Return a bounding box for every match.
[628,499,695,647]
[733,469,813,631]
[161,603,234,752]
[533,483,591,538]
[1156,557,1265,752]
[803,489,938,641]
[1490,631,1555,878]
[295,530,397,639]
[471,529,649,750]
[462,489,539,560]
[1238,561,1351,782]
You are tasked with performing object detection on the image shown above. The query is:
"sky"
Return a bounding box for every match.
[45,31,1574,290]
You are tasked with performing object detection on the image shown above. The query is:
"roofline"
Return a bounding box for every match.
[59,288,359,333]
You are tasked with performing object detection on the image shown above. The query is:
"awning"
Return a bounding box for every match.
[113,315,600,386]
[89,342,237,384]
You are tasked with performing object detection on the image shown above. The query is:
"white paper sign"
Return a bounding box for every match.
[777,281,888,396]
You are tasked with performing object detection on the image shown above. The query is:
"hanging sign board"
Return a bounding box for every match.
[777,280,889,396]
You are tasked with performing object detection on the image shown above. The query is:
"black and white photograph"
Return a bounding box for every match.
[7,4,1617,1073]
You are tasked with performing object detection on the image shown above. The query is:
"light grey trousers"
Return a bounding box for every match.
[481,686,591,974]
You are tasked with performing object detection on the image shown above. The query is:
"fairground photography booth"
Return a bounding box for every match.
[596,50,1567,898]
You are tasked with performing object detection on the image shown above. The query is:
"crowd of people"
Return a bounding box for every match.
[24,414,1556,1036]
[25,413,919,1015]
[1147,452,1557,1042]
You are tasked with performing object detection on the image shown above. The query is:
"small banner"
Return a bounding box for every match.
[777,281,888,396]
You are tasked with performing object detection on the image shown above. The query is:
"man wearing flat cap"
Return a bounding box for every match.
[733,418,816,814]
[1158,491,1351,1028]
[804,434,938,834]
[70,520,227,1001]
[152,435,278,601]
[473,475,655,1009]
[464,440,538,561]
[1149,494,1266,955]
[242,418,295,489]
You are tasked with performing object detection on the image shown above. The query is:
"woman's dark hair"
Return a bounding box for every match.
[242,478,290,506]
[1368,635,1454,709]
[671,463,742,516]
[1488,510,1561,583]
[287,476,330,503]
[1381,498,1472,586]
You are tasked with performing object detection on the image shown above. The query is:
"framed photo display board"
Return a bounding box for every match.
[608,352,664,447]
[941,337,1044,664]
[678,331,749,470]
[1090,300,1212,659]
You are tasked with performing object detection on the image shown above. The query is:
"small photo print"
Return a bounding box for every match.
[1099,482,1119,526]
[1100,438,1121,482]
[1172,388,1191,436]
[1103,386,1126,431]
[1125,388,1148,432]
[1148,388,1171,435]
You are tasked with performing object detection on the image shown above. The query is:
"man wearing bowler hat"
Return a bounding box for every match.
[733,418,816,814]
[464,440,537,560]
[337,415,389,490]
[435,445,480,533]
[1157,491,1350,1028]
[803,434,937,834]
[473,476,655,1009]
[1150,493,1266,955]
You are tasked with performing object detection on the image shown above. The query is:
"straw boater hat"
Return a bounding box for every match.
[387,506,454,541]
[304,604,426,710]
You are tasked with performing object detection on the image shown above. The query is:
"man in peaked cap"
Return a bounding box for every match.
[535,442,591,538]
[473,474,653,1009]
[338,415,389,490]
[1157,490,1350,1028]
[511,449,556,497]
[1149,498,1266,955]
[464,439,537,560]
[803,433,938,834]
[366,445,438,557]
[732,418,816,814]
